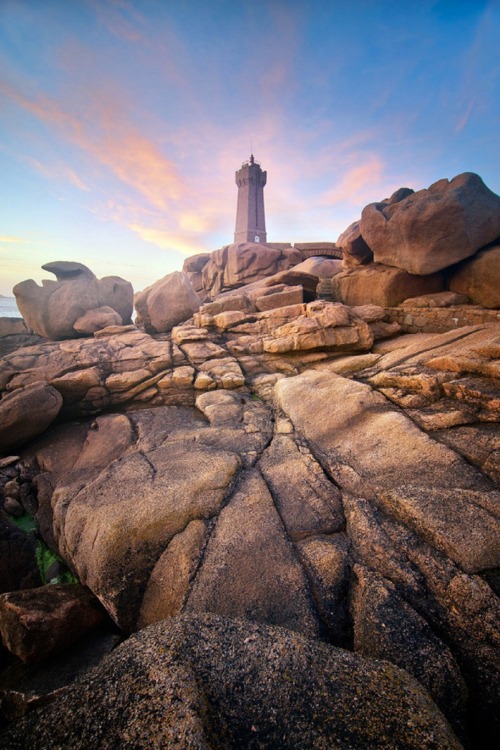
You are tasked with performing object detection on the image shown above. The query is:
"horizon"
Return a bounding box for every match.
[1,0,499,296]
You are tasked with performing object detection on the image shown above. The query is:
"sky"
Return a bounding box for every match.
[1,0,499,297]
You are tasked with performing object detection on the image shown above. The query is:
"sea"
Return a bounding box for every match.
[0,296,21,318]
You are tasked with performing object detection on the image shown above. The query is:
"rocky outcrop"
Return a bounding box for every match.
[201,242,302,297]
[337,188,414,268]
[13,262,133,340]
[360,173,500,275]
[332,263,445,307]
[449,244,500,308]
[1,614,463,750]
[182,252,211,298]
[1,314,499,746]
[134,271,201,333]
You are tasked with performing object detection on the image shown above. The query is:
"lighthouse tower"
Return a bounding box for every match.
[234,154,267,243]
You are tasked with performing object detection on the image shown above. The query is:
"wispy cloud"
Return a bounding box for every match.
[319,155,386,206]
[0,236,25,243]
[0,78,186,208]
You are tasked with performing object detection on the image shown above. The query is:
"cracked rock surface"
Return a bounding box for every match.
[0,305,499,749]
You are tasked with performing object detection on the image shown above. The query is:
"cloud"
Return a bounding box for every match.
[319,155,387,206]
[0,79,185,210]
[455,98,476,133]
[128,223,207,257]
[0,236,25,243]
[23,156,91,191]
[86,0,145,43]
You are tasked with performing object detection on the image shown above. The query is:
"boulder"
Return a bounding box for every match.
[0,384,63,452]
[13,263,133,340]
[0,584,105,663]
[401,291,470,308]
[182,253,211,298]
[201,242,302,297]
[1,614,463,750]
[360,173,500,275]
[73,306,122,334]
[337,189,414,268]
[332,263,444,307]
[134,271,201,333]
[337,220,373,267]
[449,244,500,308]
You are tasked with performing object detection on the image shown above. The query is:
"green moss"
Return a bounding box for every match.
[10,512,79,585]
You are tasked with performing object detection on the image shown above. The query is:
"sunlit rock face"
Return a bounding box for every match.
[134,270,201,333]
[13,261,133,340]
[449,244,500,308]
[360,173,500,275]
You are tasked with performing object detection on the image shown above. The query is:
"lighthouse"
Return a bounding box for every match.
[234,154,267,244]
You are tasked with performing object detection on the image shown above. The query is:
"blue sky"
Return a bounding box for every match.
[1,0,499,295]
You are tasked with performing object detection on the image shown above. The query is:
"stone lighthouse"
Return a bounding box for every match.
[234,154,267,243]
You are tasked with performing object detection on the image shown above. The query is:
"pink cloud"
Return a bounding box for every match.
[1,79,185,210]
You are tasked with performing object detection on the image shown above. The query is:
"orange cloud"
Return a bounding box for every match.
[128,224,207,256]
[0,80,185,211]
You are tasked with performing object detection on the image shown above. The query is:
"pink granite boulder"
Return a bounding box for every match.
[360,173,500,275]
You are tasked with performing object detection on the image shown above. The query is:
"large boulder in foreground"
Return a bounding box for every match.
[360,173,500,275]
[1,614,463,750]
[13,262,133,340]
[134,271,201,333]
[449,244,500,308]
[332,263,444,307]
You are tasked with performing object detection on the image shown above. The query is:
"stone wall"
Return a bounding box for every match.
[384,305,500,333]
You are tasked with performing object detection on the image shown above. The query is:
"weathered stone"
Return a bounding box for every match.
[401,292,470,308]
[0,384,63,452]
[376,485,499,573]
[337,220,374,267]
[361,173,500,275]
[185,470,319,637]
[0,631,120,721]
[1,614,463,750]
[351,565,468,737]
[73,306,122,333]
[13,263,133,340]
[332,263,444,307]
[201,242,301,297]
[50,442,240,630]
[259,435,344,540]
[276,370,485,493]
[449,244,500,308]
[297,534,351,645]
[0,585,104,663]
[134,271,200,333]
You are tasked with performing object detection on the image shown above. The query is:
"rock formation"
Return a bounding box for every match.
[1,614,463,750]
[335,173,500,309]
[0,172,499,749]
[13,262,133,340]
[134,271,201,333]
[360,173,500,275]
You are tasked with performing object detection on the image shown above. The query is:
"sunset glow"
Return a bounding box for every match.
[1,0,499,295]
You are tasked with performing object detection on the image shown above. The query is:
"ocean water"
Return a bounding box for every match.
[0,297,21,317]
